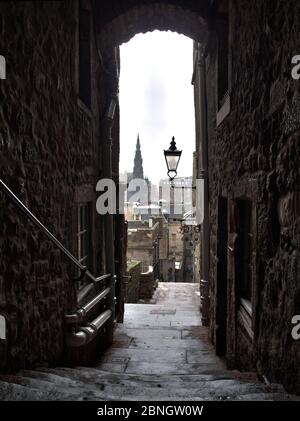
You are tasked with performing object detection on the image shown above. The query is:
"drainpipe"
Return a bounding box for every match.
[102,93,118,344]
[198,44,210,327]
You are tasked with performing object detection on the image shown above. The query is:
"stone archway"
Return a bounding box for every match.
[94,1,211,106]
[96,1,209,48]
[95,0,211,327]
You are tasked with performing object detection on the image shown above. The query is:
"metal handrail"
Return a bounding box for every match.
[0,178,106,284]
[65,287,111,325]
[65,309,112,347]
[90,309,112,330]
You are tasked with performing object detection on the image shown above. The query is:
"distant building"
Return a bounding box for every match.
[159,176,193,220]
[127,218,161,280]
[133,134,143,179]
[123,134,155,221]
[127,134,148,202]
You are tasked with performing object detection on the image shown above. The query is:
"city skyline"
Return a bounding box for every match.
[119,31,195,185]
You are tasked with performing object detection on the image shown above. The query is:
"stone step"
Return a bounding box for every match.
[0,368,294,401]
[33,369,244,393]
[43,366,237,384]
[0,283,297,401]
[75,364,232,378]
[0,377,294,401]
[57,365,290,396]
[0,379,70,401]
[0,373,113,400]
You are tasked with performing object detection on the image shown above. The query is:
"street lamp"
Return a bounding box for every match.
[164,136,182,181]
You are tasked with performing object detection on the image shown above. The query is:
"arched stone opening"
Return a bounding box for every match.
[94,1,210,327]
[74,0,213,345]
[96,1,209,49]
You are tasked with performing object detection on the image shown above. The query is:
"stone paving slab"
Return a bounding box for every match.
[95,362,128,373]
[116,327,182,339]
[102,348,187,365]
[128,337,209,350]
[100,283,223,376]
[124,361,225,376]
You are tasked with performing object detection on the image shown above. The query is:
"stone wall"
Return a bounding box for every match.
[168,221,183,261]
[0,1,117,371]
[127,221,160,272]
[139,269,156,300]
[204,0,300,393]
[126,261,141,303]
[96,0,208,48]
[125,261,156,302]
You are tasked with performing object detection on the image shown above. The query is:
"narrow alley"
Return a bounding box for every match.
[0,283,296,401]
[0,0,300,408]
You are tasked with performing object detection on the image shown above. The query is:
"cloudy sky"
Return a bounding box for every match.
[119,31,195,185]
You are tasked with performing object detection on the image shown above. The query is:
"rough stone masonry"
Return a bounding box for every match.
[0,0,299,398]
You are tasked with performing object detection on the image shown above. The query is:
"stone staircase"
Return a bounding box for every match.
[0,283,298,401]
[0,365,297,401]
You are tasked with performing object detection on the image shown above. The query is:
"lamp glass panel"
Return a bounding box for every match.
[166,154,180,171]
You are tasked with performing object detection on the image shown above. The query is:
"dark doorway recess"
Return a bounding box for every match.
[216,197,228,357]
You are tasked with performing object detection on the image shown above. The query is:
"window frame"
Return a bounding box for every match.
[75,202,93,287]
[78,0,92,109]
[216,1,232,126]
[234,198,255,340]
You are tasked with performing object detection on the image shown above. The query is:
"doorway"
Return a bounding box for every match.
[215,196,228,357]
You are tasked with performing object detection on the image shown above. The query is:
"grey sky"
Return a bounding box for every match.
[119,31,195,185]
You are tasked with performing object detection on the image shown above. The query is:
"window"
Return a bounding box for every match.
[216,0,230,126]
[78,1,91,108]
[77,203,91,277]
[217,16,229,110]
[171,233,177,249]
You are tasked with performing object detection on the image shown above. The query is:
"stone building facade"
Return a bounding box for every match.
[193,0,300,393]
[0,0,124,371]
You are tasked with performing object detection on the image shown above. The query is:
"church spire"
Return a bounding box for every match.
[133,133,144,179]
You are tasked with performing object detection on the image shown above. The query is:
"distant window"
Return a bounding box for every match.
[77,203,91,280]
[78,1,91,108]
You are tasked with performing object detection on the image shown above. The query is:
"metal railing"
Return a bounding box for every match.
[0,178,106,284]
[0,178,115,347]
[65,287,111,324]
[65,309,112,347]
